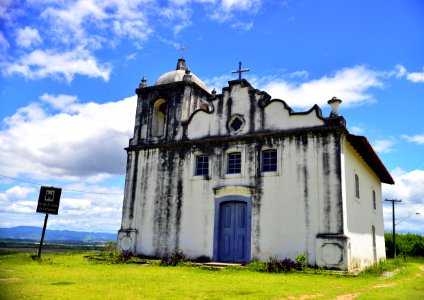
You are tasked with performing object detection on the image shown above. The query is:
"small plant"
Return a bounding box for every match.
[246,260,267,272]
[104,241,117,251]
[359,259,405,277]
[295,253,308,270]
[85,250,135,264]
[160,249,188,266]
[266,256,296,273]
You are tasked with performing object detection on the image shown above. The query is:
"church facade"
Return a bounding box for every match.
[117,59,394,270]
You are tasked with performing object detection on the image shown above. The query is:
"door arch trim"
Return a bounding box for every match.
[212,195,252,263]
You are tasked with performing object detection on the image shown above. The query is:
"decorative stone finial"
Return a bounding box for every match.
[211,88,216,96]
[139,76,147,88]
[328,97,342,117]
[183,68,192,82]
[176,58,187,70]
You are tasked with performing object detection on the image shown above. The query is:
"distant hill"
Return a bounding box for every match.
[0,226,116,242]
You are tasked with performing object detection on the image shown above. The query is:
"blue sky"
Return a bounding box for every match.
[0,0,423,235]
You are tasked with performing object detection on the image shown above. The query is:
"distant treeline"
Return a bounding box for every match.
[385,232,424,257]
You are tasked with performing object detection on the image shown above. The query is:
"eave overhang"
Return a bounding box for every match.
[346,134,394,185]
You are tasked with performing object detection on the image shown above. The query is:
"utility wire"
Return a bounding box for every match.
[0,174,124,195]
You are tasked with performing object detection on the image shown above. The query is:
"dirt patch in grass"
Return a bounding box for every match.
[0,277,21,281]
[372,282,397,288]
[285,294,323,299]
[379,269,399,280]
[335,292,362,299]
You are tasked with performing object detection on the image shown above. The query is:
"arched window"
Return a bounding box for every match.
[372,190,376,210]
[151,99,167,137]
[355,174,360,199]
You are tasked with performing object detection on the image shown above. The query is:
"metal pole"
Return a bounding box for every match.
[38,214,49,258]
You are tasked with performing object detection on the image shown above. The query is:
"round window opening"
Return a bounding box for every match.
[228,115,245,133]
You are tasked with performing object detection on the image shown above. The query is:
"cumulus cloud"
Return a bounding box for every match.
[402,134,424,145]
[383,168,424,233]
[0,31,9,52]
[258,65,383,109]
[16,26,42,48]
[1,0,266,82]
[39,93,79,111]
[0,95,136,180]
[231,21,254,32]
[0,184,123,232]
[393,64,424,83]
[372,138,397,154]
[349,126,365,135]
[406,67,424,83]
[4,48,111,82]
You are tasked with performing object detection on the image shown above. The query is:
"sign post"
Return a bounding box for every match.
[36,186,62,258]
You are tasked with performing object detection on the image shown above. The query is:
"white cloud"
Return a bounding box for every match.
[349,126,364,135]
[231,21,254,32]
[394,64,406,78]
[0,31,9,52]
[40,93,78,111]
[16,26,42,48]
[221,0,261,12]
[402,134,424,145]
[393,64,424,83]
[258,65,383,109]
[406,67,424,83]
[383,168,424,233]
[210,0,262,22]
[372,138,397,154]
[4,48,111,82]
[0,95,136,180]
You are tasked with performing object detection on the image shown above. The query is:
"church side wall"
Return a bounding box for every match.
[343,140,386,270]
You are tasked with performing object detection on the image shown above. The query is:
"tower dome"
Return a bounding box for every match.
[154,59,208,92]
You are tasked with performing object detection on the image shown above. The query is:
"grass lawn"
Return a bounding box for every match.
[1,251,423,299]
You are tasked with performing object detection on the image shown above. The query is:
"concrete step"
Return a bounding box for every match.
[203,262,244,268]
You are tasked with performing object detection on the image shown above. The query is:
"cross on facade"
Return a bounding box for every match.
[178,46,188,58]
[232,61,250,80]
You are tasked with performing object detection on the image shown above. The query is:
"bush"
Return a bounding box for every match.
[295,253,308,270]
[267,256,296,273]
[385,232,424,258]
[160,249,188,266]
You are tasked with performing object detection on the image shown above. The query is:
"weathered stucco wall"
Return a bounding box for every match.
[342,139,386,269]
[118,73,388,271]
[119,132,343,265]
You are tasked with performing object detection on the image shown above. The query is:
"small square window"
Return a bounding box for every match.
[262,149,277,172]
[227,152,241,174]
[195,155,209,176]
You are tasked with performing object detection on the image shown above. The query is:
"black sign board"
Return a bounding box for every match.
[36,186,62,215]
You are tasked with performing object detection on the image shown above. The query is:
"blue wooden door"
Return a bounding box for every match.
[219,202,248,263]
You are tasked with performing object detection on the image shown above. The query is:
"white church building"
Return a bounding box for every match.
[117,59,394,270]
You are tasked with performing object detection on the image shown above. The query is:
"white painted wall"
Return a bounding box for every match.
[342,139,386,269]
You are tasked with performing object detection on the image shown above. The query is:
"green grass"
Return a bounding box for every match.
[1,251,423,299]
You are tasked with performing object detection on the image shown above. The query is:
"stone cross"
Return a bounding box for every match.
[232,61,250,80]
